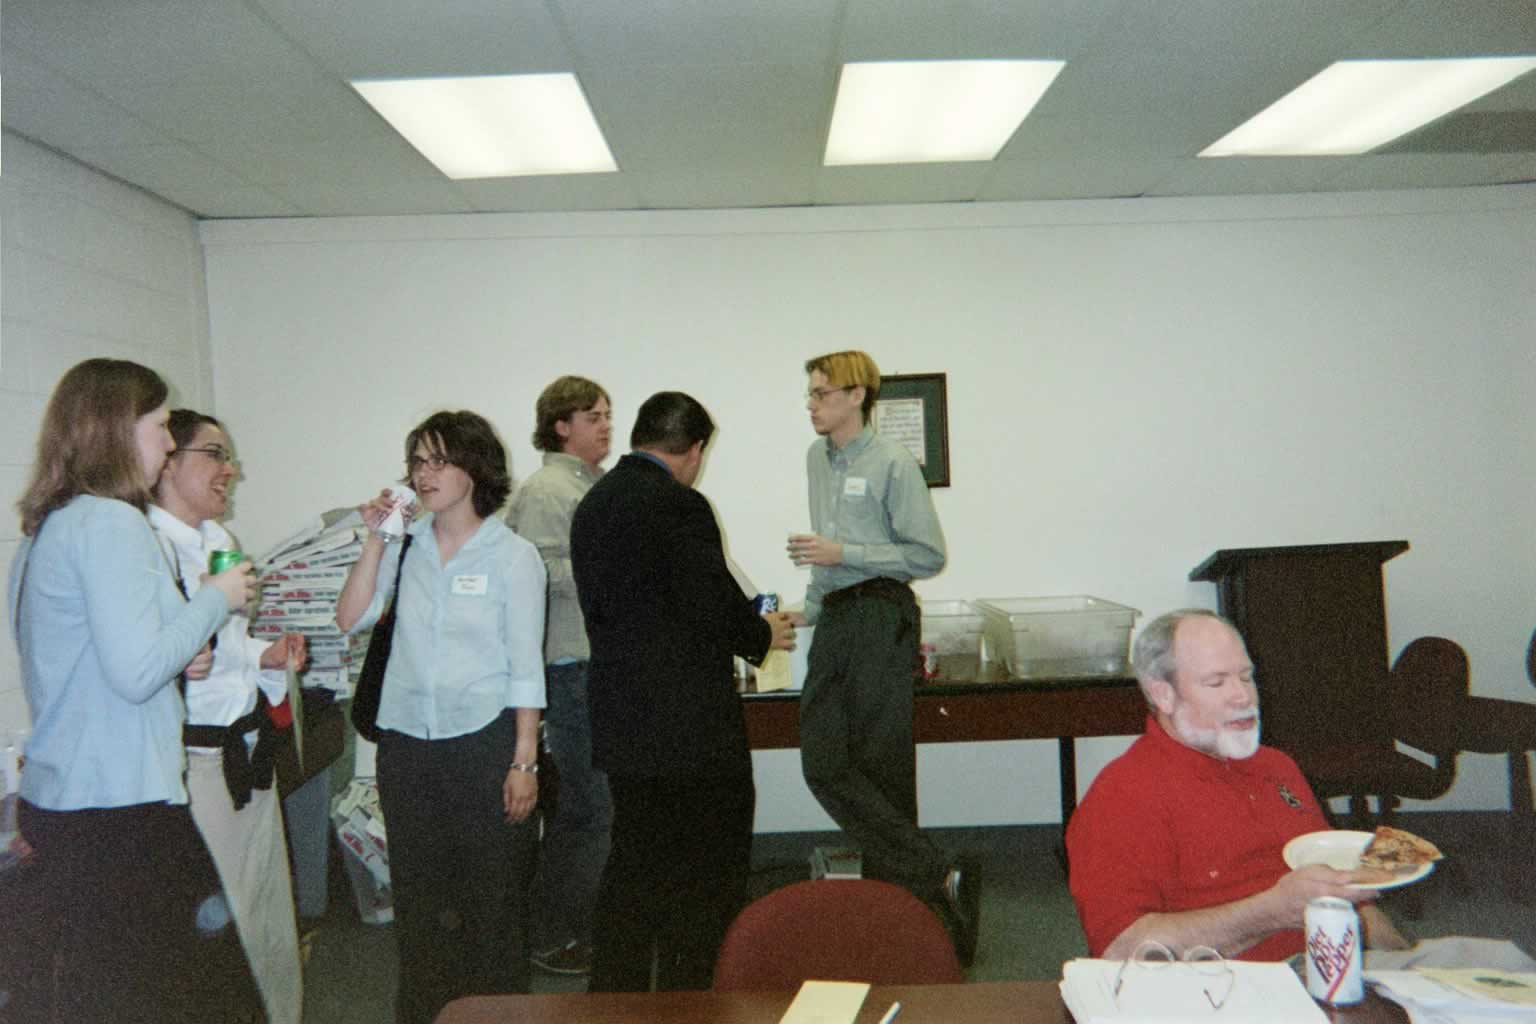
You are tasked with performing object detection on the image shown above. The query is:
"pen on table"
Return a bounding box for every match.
[876,1001,901,1024]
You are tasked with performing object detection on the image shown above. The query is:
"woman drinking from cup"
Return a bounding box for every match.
[337,410,546,1024]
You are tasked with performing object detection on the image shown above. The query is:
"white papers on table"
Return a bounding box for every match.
[777,980,869,1024]
[1369,969,1536,1023]
[1059,958,1326,1024]
[1365,938,1536,1024]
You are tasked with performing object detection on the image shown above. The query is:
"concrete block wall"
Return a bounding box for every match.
[0,132,214,738]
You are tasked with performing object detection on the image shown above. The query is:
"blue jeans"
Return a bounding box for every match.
[530,661,613,950]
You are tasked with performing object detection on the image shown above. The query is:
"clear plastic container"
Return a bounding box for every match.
[920,599,986,681]
[973,596,1140,679]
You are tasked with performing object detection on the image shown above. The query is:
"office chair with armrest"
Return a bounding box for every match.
[1299,637,1461,831]
[712,879,965,991]
[1390,634,1536,902]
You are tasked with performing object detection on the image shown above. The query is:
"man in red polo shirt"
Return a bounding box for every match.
[1066,609,1407,961]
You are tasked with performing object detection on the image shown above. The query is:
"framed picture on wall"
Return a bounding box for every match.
[872,372,950,488]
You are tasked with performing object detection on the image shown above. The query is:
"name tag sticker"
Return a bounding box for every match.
[452,574,489,596]
[843,476,868,497]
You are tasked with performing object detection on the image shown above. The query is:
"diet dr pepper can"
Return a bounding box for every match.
[1305,896,1363,1005]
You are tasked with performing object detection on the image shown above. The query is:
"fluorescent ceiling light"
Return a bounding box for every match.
[1202,57,1536,157]
[825,59,1066,166]
[351,73,617,179]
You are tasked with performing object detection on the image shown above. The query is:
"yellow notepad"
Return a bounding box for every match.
[778,980,870,1024]
[755,648,793,692]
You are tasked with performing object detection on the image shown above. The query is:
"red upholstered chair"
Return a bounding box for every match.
[712,879,965,991]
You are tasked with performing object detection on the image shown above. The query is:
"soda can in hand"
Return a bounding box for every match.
[209,549,244,575]
[1305,896,1363,1005]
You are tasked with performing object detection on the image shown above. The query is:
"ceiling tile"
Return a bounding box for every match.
[196,131,443,186]
[259,180,477,218]
[814,163,991,205]
[251,0,572,77]
[454,175,644,213]
[978,156,1177,201]
[1351,0,1536,57]
[1321,153,1533,191]
[66,142,298,217]
[839,0,1124,61]
[634,163,818,210]
[584,63,831,171]
[4,0,315,85]
[1145,156,1353,197]
[555,0,842,68]
[0,52,167,149]
[103,74,375,147]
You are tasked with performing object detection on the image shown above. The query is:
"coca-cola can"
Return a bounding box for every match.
[1305,896,1363,1005]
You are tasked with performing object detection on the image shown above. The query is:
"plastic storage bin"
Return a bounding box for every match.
[973,596,1139,678]
[919,599,986,681]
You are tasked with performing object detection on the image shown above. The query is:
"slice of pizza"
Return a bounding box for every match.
[1357,825,1443,874]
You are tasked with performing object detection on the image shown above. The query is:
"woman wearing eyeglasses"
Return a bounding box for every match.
[149,409,307,1024]
[8,359,258,1023]
[336,410,546,1024]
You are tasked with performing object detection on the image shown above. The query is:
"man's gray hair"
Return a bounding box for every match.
[1131,608,1236,687]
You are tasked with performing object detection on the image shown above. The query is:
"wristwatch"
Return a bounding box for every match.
[509,761,539,774]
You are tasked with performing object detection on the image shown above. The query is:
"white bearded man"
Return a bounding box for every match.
[1066,609,1409,961]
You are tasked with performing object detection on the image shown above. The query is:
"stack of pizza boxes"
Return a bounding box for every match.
[255,518,370,697]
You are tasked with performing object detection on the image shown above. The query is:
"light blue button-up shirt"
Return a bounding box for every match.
[346,514,547,740]
[803,426,947,625]
[8,495,228,809]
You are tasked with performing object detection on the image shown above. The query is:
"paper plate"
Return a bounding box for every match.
[1282,830,1435,890]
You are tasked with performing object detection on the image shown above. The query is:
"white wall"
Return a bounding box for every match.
[200,185,1536,829]
[0,132,215,738]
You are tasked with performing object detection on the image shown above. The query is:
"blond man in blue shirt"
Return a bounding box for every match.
[788,350,979,965]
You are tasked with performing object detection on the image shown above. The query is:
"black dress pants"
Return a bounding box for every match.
[377,711,536,1024]
[799,582,950,896]
[589,766,755,992]
[17,798,254,1024]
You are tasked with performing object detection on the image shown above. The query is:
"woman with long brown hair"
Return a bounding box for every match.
[8,358,258,1023]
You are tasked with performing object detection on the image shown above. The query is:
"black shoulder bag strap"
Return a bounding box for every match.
[351,534,413,744]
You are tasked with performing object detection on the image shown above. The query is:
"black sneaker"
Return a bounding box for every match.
[942,858,982,967]
[531,939,592,976]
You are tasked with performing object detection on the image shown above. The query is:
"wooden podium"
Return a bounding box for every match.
[1189,541,1410,791]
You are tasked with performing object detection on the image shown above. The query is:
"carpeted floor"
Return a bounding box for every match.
[300,810,1535,1022]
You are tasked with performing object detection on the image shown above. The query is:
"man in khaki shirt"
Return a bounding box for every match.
[507,375,613,976]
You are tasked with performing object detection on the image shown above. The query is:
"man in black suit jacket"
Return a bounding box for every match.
[571,391,795,992]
